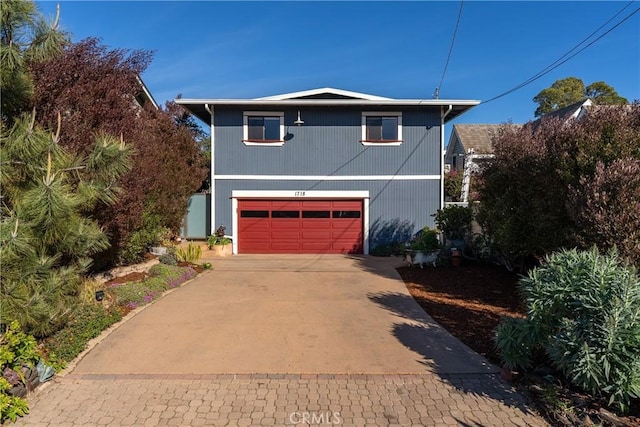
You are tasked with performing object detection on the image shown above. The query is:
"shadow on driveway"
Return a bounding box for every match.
[368,291,541,420]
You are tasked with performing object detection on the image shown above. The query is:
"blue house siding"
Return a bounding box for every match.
[176,88,479,253]
[214,179,440,249]
[214,108,442,176]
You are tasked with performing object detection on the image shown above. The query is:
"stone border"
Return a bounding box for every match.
[62,372,500,381]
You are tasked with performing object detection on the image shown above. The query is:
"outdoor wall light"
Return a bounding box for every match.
[95,290,105,302]
[293,110,304,126]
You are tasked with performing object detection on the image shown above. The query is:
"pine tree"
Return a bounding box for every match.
[0,112,130,337]
[1,0,68,123]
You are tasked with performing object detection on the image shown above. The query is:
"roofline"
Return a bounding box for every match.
[255,87,392,101]
[136,76,159,110]
[175,98,480,107]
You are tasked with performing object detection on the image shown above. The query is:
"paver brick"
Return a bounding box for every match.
[15,374,548,426]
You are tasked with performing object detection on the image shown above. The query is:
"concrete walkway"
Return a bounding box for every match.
[18,255,547,426]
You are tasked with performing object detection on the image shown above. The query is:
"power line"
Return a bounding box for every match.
[481,1,640,105]
[435,0,464,99]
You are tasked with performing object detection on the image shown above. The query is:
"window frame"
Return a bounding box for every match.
[243,111,285,146]
[361,111,403,146]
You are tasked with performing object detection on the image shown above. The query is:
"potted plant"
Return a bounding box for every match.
[150,227,173,256]
[207,225,232,257]
[407,227,441,267]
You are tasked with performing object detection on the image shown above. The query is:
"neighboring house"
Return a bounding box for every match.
[535,98,593,123]
[134,76,159,110]
[177,87,478,254]
[444,124,507,172]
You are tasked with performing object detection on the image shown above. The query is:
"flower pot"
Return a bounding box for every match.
[150,246,167,256]
[451,248,462,267]
[212,244,231,257]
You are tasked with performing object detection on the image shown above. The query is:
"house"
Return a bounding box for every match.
[176,88,478,254]
[535,98,593,122]
[444,124,508,172]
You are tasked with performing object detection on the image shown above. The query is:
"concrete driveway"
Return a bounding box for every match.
[72,255,496,376]
[20,255,548,426]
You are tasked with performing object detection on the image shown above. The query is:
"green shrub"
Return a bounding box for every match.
[409,227,440,252]
[435,205,473,241]
[45,304,122,368]
[148,263,183,279]
[0,321,40,423]
[158,252,178,265]
[176,243,202,263]
[495,248,640,413]
[0,378,29,423]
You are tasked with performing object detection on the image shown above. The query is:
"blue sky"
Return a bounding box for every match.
[38,1,639,130]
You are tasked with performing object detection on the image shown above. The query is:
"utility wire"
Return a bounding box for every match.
[481,1,640,105]
[435,0,464,98]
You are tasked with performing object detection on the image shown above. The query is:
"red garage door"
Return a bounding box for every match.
[238,200,363,254]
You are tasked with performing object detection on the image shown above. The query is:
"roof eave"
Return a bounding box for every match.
[175,99,480,125]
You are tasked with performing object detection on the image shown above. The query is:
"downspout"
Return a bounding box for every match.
[204,104,215,236]
[440,105,453,211]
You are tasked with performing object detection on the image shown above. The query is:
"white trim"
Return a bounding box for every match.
[218,175,440,181]
[242,141,285,147]
[206,104,216,235]
[361,141,403,147]
[231,197,238,254]
[363,198,370,255]
[232,190,370,255]
[440,105,452,211]
[243,111,285,145]
[232,190,369,199]
[256,87,392,101]
[361,111,403,145]
[177,98,481,107]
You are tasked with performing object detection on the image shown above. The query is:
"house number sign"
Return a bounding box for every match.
[294,191,306,197]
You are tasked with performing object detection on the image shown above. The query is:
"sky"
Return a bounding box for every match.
[37,1,640,134]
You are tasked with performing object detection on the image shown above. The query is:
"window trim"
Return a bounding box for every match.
[243,111,285,146]
[361,111,403,146]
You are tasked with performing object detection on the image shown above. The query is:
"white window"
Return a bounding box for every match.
[361,112,403,146]
[243,112,285,146]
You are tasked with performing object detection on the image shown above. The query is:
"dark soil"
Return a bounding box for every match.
[104,271,148,286]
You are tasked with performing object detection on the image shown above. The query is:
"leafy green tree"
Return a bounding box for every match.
[0,113,130,337]
[533,77,628,117]
[0,0,67,123]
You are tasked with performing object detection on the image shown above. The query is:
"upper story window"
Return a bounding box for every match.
[243,111,285,146]
[361,112,403,146]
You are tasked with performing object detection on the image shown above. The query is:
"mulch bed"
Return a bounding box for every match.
[104,271,149,286]
[397,263,524,364]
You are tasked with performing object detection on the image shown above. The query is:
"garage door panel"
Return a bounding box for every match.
[237,199,363,254]
[302,230,332,239]
[331,220,360,229]
[271,231,300,240]
[301,220,331,228]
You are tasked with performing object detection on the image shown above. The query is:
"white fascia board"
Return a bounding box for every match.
[175,99,480,107]
[218,175,440,181]
[231,190,370,199]
[255,87,392,101]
